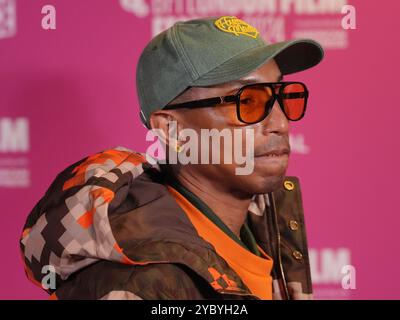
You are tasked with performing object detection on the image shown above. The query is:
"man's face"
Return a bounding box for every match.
[157,59,291,195]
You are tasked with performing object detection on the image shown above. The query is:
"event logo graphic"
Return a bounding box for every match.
[0,0,16,39]
[0,117,29,152]
[310,248,356,298]
[120,0,352,49]
[0,117,30,188]
[289,133,310,154]
[120,0,150,17]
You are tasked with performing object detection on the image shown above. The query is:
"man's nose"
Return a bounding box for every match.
[260,101,289,135]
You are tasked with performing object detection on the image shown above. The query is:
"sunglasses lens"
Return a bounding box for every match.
[282,83,307,120]
[239,85,274,123]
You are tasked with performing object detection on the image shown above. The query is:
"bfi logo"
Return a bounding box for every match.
[0,117,29,153]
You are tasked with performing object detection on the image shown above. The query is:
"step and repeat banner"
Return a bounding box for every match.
[0,0,399,299]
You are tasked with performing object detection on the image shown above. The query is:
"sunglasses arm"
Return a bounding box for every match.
[164,95,237,110]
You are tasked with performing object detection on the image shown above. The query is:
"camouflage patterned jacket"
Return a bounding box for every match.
[20,147,313,300]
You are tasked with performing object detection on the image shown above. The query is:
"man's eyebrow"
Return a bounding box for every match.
[232,74,283,86]
[230,78,260,86]
[224,74,284,93]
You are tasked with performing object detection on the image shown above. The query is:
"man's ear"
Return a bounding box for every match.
[149,111,181,148]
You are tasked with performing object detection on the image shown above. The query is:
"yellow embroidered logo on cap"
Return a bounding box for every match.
[214,16,259,39]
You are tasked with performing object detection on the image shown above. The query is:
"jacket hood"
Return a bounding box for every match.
[20,147,258,296]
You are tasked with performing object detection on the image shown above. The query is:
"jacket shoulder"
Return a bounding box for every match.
[20,146,155,291]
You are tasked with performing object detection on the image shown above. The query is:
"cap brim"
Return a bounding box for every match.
[192,39,324,86]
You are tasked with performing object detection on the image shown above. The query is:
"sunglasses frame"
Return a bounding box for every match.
[164,82,309,124]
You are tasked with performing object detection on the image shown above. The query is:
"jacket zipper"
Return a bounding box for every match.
[268,192,290,300]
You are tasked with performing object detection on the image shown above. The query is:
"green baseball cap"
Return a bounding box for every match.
[136,16,324,128]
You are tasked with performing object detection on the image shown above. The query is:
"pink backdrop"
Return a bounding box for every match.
[0,0,399,299]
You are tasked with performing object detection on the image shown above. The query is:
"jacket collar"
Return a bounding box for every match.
[110,167,259,297]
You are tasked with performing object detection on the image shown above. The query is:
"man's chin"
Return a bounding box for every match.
[251,174,286,195]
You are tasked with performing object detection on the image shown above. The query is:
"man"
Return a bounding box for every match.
[20,16,323,300]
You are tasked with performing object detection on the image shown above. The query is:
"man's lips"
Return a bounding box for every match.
[255,148,291,158]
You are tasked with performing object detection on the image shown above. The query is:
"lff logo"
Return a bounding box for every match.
[0,0,16,39]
